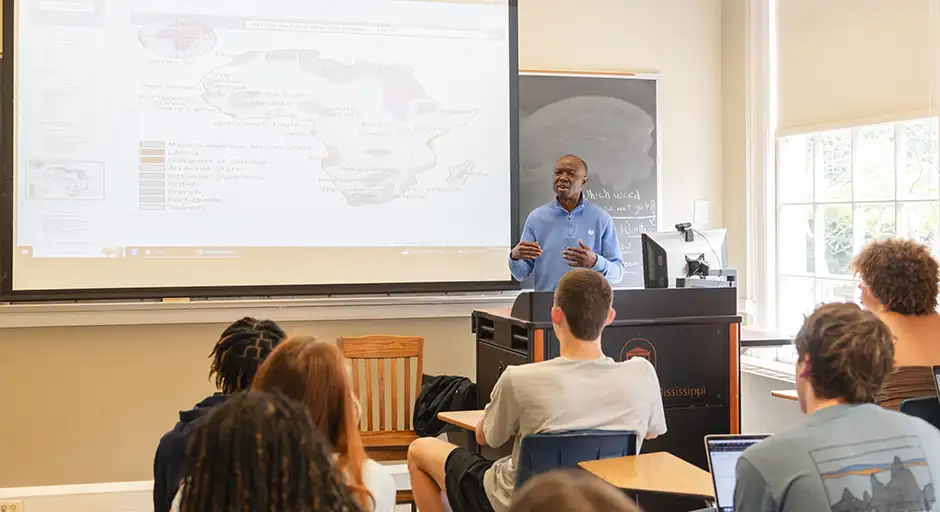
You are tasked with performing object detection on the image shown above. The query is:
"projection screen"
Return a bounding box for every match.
[4,0,517,296]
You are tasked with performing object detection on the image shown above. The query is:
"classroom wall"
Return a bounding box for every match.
[721,0,748,298]
[0,0,725,487]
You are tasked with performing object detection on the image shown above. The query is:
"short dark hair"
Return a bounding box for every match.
[795,302,894,404]
[560,154,588,174]
[209,317,286,394]
[510,470,640,512]
[179,390,361,512]
[852,238,939,315]
[554,269,613,341]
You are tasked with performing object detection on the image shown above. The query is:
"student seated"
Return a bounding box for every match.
[152,317,285,512]
[173,390,362,512]
[509,470,641,512]
[852,238,940,410]
[407,269,667,512]
[734,302,940,511]
[253,337,396,512]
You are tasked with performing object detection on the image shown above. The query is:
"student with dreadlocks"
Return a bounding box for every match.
[152,317,286,512]
[254,337,396,512]
[171,390,363,512]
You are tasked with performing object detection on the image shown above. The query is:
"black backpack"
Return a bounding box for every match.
[413,374,477,437]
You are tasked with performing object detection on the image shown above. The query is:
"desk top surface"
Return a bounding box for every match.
[740,327,792,347]
[579,452,715,498]
[771,389,799,401]
[438,410,484,431]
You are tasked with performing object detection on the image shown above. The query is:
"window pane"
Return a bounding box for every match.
[816,278,858,305]
[779,276,815,333]
[853,124,895,201]
[778,135,813,204]
[854,203,896,253]
[778,205,814,275]
[816,204,853,276]
[898,118,939,200]
[898,201,939,248]
[815,130,852,202]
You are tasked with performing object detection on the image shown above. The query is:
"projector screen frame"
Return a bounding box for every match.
[0,0,521,302]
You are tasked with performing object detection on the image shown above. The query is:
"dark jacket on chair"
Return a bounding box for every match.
[153,393,228,512]
[413,374,477,437]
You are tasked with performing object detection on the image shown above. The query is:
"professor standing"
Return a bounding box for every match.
[510,155,625,291]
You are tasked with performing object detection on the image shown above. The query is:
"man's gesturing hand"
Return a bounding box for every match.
[563,240,598,268]
[511,241,542,260]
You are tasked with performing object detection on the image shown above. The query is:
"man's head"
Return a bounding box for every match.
[794,303,894,414]
[852,238,939,316]
[553,154,589,202]
[209,317,286,394]
[552,269,615,342]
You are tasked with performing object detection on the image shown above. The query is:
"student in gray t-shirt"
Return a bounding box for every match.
[735,302,940,512]
[406,269,667,512]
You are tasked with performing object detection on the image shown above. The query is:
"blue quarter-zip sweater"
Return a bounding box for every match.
[509,197,624,291]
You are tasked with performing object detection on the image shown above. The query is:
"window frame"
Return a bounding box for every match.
[772,121,940,338]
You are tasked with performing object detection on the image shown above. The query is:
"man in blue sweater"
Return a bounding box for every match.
[510,155,624,291]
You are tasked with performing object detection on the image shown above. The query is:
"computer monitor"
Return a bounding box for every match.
[641,227,729,288]
[704,434,769,511]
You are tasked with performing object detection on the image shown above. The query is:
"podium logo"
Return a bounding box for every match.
[663,385,707,399]
[619,337,657,368]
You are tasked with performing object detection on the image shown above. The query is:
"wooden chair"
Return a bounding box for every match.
[338,335,424,510]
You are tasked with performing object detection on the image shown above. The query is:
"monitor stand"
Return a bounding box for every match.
[677,268,737,288]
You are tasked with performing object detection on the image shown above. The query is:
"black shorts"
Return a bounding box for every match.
[444,447,496,512]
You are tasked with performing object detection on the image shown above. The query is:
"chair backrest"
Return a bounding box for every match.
[337,335,424,432]
[900,396,940,430]
[514,430,637,490]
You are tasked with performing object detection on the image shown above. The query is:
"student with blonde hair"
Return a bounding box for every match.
[254,337,396,512]
[509,470,640,512]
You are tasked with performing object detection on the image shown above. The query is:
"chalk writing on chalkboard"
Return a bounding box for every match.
[581,186,657,278]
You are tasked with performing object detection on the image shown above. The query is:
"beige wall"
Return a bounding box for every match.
[0,0,726,487]
[721,0,748,296]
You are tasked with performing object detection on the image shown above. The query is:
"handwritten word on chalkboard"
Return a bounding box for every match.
[581,187,657,277]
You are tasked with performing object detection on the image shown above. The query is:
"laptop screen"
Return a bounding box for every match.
[933,366,940,398]
[706,436,767,510]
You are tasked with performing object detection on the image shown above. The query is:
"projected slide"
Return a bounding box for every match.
[12,0,514,291]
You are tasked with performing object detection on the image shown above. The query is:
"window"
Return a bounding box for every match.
[775,118,940,334]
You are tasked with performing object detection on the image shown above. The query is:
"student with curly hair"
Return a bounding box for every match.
[173,390,362,512]
[153,317,286,512]
[852,238,940,410]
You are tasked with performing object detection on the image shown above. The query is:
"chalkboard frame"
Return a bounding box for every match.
[0,0,523,302]
[518,70,662,287]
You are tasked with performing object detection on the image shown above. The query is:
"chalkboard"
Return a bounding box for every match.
[518,72,659,287]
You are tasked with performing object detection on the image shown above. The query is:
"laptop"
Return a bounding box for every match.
[933,366,940,399]
[703,434,769,511]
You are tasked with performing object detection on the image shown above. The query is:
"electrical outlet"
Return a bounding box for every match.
[0,501,24,512]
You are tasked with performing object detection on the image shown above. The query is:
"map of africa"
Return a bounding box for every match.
[201,49,477,206]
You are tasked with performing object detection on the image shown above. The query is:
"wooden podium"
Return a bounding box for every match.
[472,287,741,470]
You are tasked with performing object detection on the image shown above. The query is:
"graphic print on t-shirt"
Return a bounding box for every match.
[810,436,936,511]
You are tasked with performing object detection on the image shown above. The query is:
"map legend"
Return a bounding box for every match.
[139,141,166,211]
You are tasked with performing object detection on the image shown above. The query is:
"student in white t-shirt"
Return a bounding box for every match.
[253,337,396,512]
[407,269,667,512]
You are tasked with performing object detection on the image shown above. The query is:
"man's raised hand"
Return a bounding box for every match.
[511,241,542,260]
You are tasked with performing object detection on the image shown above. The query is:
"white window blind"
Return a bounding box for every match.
[776,0,939,136]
